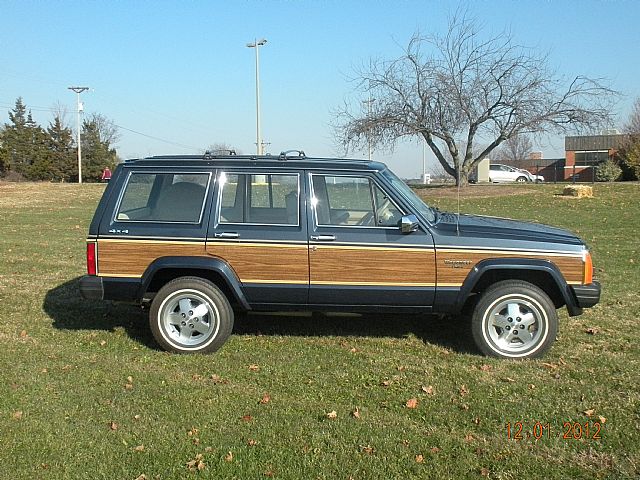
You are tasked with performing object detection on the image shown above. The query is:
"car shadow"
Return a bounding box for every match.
[234,311,477,354]
[45,277,477,355]
[44,277,156,349]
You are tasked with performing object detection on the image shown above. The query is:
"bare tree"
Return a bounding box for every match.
[624,97,640,134]
[496,134,533,166]
[87,113,120,146]
[207,142,240,155]
[334,12,618,185]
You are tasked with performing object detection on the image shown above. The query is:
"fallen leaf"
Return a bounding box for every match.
[349,347,358,353]
[381,380,391,387]
[406,398,419,409]
[460,403,470,411]
[259,393,271,405]
[459,385,469,397]
[241,415,253,422]
[134,475,147,480]
[187,453,206,471]
[19,330,28,338]
[502,377,517,383]
[583,408,595,417]
[326,410,337,419]
[248,439,259,446]
[421,385,434,395]
[528,384,536,390]
[585,327,599,335]
[479,364,492,371]
[473,417,481,425]
[360,445,374,455]
[133,414,141,421]
[99,340,106,346]
[127,376,133,383]
[133,444,145,452]
[352,407,361,419]
[480,467,490,477]
[464,433,475,442]
[264,470,275,477]
[248,364,260,372]
[598,415,607,424]
[109,421,118,431]
[224,451,233,462]
[192,374,203,381]
[430,447,441,453]
[187,427,199,436]
[205,447,213,452]
[210,374,228,384]
[13,411,23,420]
[397,365,407,371]
[192,437,200,445]
[541,362,558,370]
[415,454,424,463]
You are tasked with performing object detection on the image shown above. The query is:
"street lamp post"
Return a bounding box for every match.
[246,38,267,155]
[68,86,89,184]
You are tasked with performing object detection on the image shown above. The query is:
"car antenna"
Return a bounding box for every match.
[456,166,461,236]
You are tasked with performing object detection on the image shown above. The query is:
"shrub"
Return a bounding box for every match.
[595,160,622,182]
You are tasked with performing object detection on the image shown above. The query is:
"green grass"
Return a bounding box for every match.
[0,181,638,479]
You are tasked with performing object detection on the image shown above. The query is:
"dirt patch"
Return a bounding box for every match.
[414,184,537,199]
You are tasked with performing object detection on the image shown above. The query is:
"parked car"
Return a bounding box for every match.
[80,152,600,359]
[517,168,544,183]
[489,163,533,183]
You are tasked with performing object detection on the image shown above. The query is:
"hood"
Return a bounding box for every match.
[433,211,583,246]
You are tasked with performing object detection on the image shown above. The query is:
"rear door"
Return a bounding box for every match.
[206,169,309,305]
[306,171,436,306]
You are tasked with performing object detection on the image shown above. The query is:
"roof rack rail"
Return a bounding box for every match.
[279,149,306,161]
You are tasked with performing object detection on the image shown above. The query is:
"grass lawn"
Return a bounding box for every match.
[0,181,638,479]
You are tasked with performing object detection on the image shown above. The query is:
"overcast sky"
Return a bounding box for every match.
[1,0,638,177]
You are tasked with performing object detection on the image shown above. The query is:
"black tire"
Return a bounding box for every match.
[471,280,557,359]
[516,176,528,183]
[149,276,234,353]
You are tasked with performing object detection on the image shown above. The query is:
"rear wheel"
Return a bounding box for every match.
[149,276,234,353]
[471,280,557,359]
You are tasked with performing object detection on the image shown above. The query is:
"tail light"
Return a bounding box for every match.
[87,242,97,276]
[583,250,593,284]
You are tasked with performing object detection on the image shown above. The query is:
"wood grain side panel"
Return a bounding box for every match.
[205,244,309,283]
[310,247,436,285]
[98,241,206,276]
[436,251,584,285]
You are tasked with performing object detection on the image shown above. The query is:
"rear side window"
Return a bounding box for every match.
[218,172,299,225]
[116,172,210,223]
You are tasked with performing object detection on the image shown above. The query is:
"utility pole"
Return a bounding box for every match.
[247,39,267,155]
[68,86,89,184]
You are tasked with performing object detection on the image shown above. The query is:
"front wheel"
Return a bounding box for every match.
[516,176,528,183]
[149,277,234,353]
[471,280,557,359]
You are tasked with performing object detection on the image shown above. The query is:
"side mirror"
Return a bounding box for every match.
[400,214,419,234]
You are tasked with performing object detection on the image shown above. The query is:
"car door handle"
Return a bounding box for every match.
[310,235,336,241]
[214,232,240,239]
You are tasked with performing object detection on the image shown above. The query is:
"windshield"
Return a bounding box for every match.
[380,168,436,223]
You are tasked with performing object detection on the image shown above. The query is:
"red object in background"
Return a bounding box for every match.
[101,167,112,182]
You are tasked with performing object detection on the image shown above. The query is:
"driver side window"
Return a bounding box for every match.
[312,175,402,227]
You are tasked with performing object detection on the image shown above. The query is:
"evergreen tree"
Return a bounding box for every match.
[81,114,118,182]
[0,98,48,179]
[46,116,76,181]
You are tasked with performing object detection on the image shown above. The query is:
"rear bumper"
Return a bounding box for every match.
[79,275,104,300]
[571,281,601,309]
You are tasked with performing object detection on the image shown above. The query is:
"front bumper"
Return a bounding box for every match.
[79,275,104,300]
[571,281,601,309]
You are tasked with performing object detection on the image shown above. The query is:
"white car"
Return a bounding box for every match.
[489,164,543,183]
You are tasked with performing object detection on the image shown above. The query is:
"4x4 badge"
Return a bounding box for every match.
[108,229,129,234]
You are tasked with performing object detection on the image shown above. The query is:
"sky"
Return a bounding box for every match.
[1,0,639,178]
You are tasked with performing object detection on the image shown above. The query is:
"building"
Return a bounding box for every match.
[564,133,627,181]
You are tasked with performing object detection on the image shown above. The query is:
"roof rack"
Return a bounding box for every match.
[279,149,306,161]
[203,149,236,159]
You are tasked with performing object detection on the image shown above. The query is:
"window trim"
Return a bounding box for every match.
[309,172,405,230]
[113,170,212,225]
[215,170,302,227]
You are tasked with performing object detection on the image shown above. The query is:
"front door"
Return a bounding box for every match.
[307,172,436,306]
[206,169,309,304]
